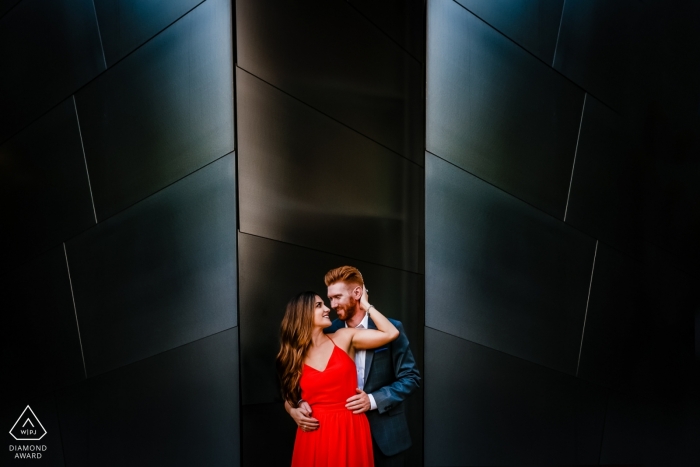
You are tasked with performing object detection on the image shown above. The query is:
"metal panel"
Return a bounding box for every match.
[424,328,608,466]
[454,0,564,64]
[0,0,104,142]
[426,154,595,374]
[0,246,84,400]
[56,328,240,467]
[236,0,423,165]
[553,0,644,111]
[237,69,423,274]
[600,390,700,465]
[427,0,583,218]
[241,403,296,467]
[238,232,423,464]
[76,0,235,221]
[348,0,424,60]
[577,242,695,396]
[0,98,95,272]
[565,96,637,250]
[65,154,237,377]
[0,0,20,18]
[94,0,205,66]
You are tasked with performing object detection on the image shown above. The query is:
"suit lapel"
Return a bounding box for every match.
[364,318,377,383]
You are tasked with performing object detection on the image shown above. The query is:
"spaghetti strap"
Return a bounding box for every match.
[326,334,337,347]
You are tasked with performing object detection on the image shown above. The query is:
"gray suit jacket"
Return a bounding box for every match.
[324,317,420,456]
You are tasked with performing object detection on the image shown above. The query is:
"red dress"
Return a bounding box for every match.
[291,337,374,467]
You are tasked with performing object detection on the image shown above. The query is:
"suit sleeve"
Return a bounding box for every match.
[370,321,421,414]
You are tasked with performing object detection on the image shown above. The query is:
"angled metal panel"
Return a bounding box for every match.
[65,154,237,377]
[348,0,424,60]
[56,328,240,467]
[0,98,95,272]
[237,69,423,274]
[426,154,595,374]
[77,0,235,220]
[0,0,104,142]
[577,242,695,395]
[236,0,423,165]
[94,0,205,66]
[0,246,85,400]
[454,0,564,63]
[553,0,644,111]
[427,0,583,218]
[425,328,608,466]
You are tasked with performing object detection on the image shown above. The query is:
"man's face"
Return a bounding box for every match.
[327,281,362,321]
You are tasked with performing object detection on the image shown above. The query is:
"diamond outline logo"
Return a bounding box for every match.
[9,405,47,441]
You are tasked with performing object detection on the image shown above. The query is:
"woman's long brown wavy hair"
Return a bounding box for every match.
[276,291,317,407]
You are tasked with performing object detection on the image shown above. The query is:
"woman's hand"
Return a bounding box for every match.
[285,400,319,432]
[359,285,371,312]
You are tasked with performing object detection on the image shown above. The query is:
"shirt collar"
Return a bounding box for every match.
[344,310,369,329]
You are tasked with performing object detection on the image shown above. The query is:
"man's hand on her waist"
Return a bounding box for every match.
[345,388,371,414]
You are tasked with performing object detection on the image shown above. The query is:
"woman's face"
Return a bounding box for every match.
[312,295,331,328]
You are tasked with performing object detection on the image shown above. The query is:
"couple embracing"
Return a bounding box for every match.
[276,266,421,467]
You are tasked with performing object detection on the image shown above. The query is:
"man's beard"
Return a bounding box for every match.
[338,297,358,321]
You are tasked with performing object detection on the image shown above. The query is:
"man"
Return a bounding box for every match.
[286,266,420,467]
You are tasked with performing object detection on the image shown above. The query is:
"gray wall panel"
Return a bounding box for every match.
[348,0,424,60]
[424,328,608,466]
[454,0,564,63]
[237,69,424,274]
[76,0,235,220]
[236,0,423,165]
[427,0,583,218]
[0,246,84,400]
[0,98,95,272]
[553,0,644,111]
[56,328,240,467]
[577,242,695,396]
[94,0,205,66]
[65,154,237,377]
[238,232,424,465]
[0,0,105,142]
[426,153,595,374]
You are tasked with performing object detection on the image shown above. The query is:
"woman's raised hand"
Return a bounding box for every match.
[360,285,371,312]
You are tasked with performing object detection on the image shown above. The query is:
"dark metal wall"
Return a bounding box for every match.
[3,0,699,465]
[425,0,700,465]
[235,0,425,465]
[1,0,238,465]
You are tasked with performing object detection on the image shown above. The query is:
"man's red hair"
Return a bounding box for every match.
[324,266,364,287]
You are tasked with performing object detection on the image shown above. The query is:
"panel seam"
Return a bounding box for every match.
[564,92,586,222]
[72,95,98,223]
[90,0,108,69]
[63,242,88,378]
[576,239,598,377]
[552,0,567,66]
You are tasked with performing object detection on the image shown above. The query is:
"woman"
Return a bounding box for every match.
[276,288,399,467]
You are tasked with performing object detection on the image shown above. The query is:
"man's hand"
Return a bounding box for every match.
[345,388,371,414]
[289,401,319,432]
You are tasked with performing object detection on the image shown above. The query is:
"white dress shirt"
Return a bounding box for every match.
[345,311,377,410]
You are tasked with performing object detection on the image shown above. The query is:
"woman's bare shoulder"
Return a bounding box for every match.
[330,327,354,343]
